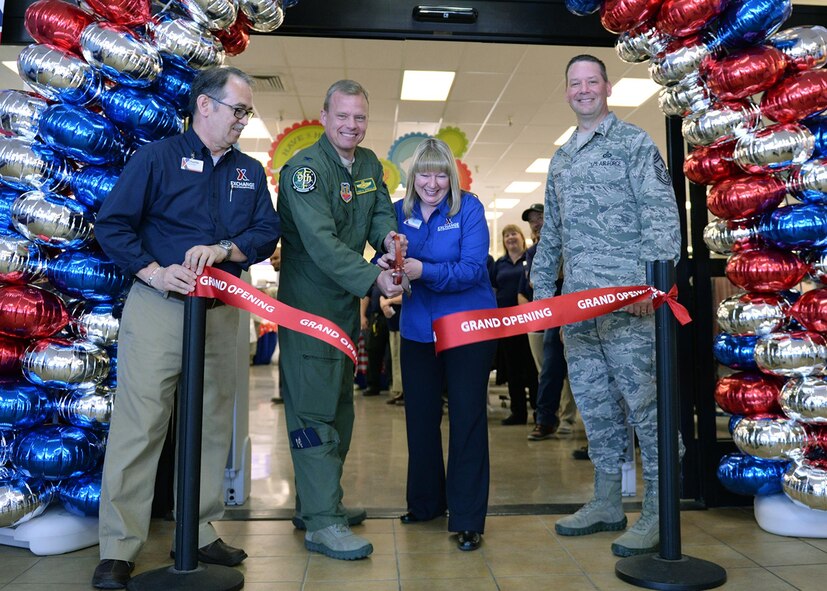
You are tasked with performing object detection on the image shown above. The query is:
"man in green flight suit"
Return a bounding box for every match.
[277,79,406,560]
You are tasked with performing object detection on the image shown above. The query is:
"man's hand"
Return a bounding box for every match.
[375,252,394,270]
[626,300,654,316]
[153,264,197,295]
[183,244,226,275]
[383,231,408,258]
[376,268,403,297]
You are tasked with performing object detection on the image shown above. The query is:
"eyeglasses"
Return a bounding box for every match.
[206,95,254,120]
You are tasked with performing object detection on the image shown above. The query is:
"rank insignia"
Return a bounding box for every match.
[292,167,317,193]
[354,178,377,195]
[340,182,353,203]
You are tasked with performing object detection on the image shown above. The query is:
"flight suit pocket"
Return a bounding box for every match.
[296,353,346,421]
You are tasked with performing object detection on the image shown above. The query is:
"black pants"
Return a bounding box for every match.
[502,334,538,420]
[365,313,389,393]
[401,337,497,533]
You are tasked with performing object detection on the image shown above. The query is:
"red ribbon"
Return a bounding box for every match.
[433,284,691,354]
[191,267,358,364]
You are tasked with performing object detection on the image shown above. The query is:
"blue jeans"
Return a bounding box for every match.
[534,327,568,427]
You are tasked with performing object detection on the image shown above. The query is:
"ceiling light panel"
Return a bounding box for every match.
[401,70,456,101]
[526,158,550,173]
[504,181,541,194]
[608,78,661,107]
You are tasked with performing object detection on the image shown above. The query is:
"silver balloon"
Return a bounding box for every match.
[780,376,827,424]
[769,25,827,71]
[649,40,712,87]
[717,292,787,336]
[783,459,827,511]
[57,384,113,430]
[702,218,756,254]
[0,235,44,285]
[733,416,808,460]
[658,73,712,118]
[0,137,70,192]
[789,158,827,204]
[80,22,162,88]
[22,338,110,389]
[734,123,816,174]
[11,191,94,250]
[239,0,284,32]
[150,17,225,70]
[70,302,120,346]
[180,0,238,30]
[754,331,827,377]
[16,43,102,106]
[0,91,48,139]
[616,24,668,64]
[808,248,827,284]
[682,102,762,147]
[0,430,11,464]
[0,476,53,528]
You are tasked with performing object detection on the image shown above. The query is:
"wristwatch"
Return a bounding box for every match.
[218,240,233,261]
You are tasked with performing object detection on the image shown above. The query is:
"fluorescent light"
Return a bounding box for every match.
[554,126,576,146]
[488,198,520,209]
[485,211,503,220]
[240,118,271,140]
[401,70,456,101]
[608,78,661,107]
[504,181,541,194]
[526,158,550,173]
[2,61,17,74]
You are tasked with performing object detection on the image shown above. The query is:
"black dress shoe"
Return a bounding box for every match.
[399,512,422,524]
[501,414,527,425]
[92,559,134,589]
[170,538,247,566]
[457,531,481,551]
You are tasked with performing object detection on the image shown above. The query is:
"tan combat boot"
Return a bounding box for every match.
[611,481,659,556]
[555,470,627,536]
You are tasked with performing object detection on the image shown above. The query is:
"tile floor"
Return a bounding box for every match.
[2,363,827,590]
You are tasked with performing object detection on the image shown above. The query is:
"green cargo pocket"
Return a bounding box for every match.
[296,353,346,421]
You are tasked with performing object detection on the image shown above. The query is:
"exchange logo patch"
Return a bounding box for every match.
[292,167,317,193]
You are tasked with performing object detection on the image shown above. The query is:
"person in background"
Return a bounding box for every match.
[531,54,681,557]
[387,138,496,552]
[381,293,404,405]
[277,79,405,560]
[363,282,390,396]
[92,66,281,589]
[517,203,577,441]
[490,224,538,425]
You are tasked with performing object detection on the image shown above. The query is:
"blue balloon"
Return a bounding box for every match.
[564,0,602,16]
[38,104,126,166]
[151,58,196,112]
[0,137,71,193]
[11,425,102,481]
[59,472,101,517]
[0,380,53,430]
[758,203,827,249]
[100,86,182,144]
[283,0,300,6]
[106,344,118,386]
[46,250,132,302]
[711,0,793,51]
[805,116,827,158]
[713,332,759,369]
[70,166,121,212]
[717,452,789,496]
[0,187,22,231]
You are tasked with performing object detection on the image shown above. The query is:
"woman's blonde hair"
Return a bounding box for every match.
[402,138,462,219]
[501,224,526,254]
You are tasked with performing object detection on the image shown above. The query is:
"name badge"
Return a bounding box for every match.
[404,218,422,229]
[354,178,377,195]
[181,157,204,173]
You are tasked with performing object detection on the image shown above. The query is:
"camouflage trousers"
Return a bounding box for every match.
[563,311,668,480]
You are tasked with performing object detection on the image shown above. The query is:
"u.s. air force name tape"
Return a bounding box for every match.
[432,284,690,354]
[192,267,358,364]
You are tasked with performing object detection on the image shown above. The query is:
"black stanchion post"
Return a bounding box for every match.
[615,261,726,591]
[127,297,243,591]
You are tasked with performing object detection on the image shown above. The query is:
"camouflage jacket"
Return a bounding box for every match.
[531,112,681,300]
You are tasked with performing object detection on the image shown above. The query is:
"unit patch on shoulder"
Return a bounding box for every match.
[292,167,317,193]
[354,178,377,195]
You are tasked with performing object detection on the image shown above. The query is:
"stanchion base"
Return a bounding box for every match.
[126,563,243,591]
[615,554,727,591]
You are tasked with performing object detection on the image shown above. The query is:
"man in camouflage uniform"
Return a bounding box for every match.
[531,55,681,557]
[277,79,404,560]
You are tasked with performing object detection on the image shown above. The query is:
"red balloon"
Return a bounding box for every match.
[601,0,664,34]
[726,248,808,293]
[0,335,26,375]
[0,285,69,339]
[656,0,726,38]
[684,142,739,185]
[791,288,827,332]
[24,0,94,56]
[83,0,150,26]
[707,174,787,220]
[700,46,788,102]
[761,69,827,124]
[715,371,783,416]
[214,12,251,57]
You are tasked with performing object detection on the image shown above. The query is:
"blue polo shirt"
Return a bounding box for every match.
[395,192,496,343]
[491,251,527,308]
[95,128,280,277]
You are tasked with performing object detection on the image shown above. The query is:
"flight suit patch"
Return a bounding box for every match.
[340,182,352,203]
[354,178,377,195]
[292,167,317,193]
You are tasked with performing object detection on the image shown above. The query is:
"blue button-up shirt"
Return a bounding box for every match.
[95,128,280,277]
[395,192,496,343]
